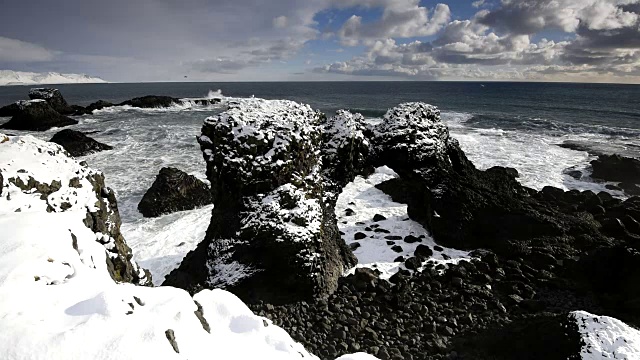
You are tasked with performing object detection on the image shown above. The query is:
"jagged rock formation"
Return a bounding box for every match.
[0,100,77,131]
[320,109,371,199]
[368,103,600,251]
[164,99,357,303]
[50,129,113,157]
[28,88,74,115]
[0,134,150,285]
[137,167,213,217]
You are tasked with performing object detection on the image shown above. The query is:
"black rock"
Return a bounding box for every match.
[28,88,74,115]
[354,232,367,240]
[0,100,77,131]
[619,182,640,196]
[391,245,403,253]
[404,257,422,270]
[0,103,20,117]
[373,214,387,222]
[73,100,115,115]
[385,235,403,240]
[349,242,361,251]
[414,244,433,258]
[50,129,113,157]
[119,95,180,108]
[404,235,420,243]
[138,167,213,217]
[590,154,640,184]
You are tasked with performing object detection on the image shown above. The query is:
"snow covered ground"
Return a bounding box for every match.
[573,311,640,360]
[336,166,470,279]
[0,70,106,86]
[0,133,373,360]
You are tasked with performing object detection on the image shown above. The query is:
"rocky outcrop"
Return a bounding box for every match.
[0,134,150,285]
[119,95,179,108]
[0,100,77,131]
[137,167,213,217]
[369,102,600,251]
[0,102,20,117]
[164,99,357,303]
[320,110,371,199]
[50,129,113,157]
[590,154,640,195]
[28,88,74,115]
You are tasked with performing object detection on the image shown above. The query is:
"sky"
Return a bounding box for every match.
[0,0,639,83]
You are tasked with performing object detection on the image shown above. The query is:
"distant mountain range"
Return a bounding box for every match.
[0,70,107,86]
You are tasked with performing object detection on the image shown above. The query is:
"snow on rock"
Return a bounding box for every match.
[0,70,106,86]
[572,311,640,359]
[165,98,356,303]
[0,133,150,285]
[28,88,74,115]
[371,102,451,165]
[336,166,470,279]
[320,109,371,202]
[0,133,364,360]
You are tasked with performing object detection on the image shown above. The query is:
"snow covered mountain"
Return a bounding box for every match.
[0,70,106,86]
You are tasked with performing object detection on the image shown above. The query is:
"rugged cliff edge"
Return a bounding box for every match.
[0,133,363,360]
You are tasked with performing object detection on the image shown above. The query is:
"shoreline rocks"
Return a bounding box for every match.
[137,167,213,217]
[28,88,74,115]
[0,100,77,131]
[50,129,113,157]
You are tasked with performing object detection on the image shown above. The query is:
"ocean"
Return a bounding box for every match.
[1,81,638,282]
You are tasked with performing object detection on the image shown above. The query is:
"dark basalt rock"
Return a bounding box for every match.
[164,99,356,303]
[0,102,20,117]
[72,100,115,115]
[28,88,74,115]
[590,154,640,184]
[370,103,599,251]
[0,100,77,131]
[119,95,179,108]
[50,129,113,157]
[137,167,213,218]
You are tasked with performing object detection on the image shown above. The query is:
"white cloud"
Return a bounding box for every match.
[273,15,288,28]
[0,36,56,62]
[336,2,451,45]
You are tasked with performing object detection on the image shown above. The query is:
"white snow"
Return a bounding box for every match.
[572,311,640,360]
[0,133,373,360]
[0,70,106,86]
[336,166,470,279]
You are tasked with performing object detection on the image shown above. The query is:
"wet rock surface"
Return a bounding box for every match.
[137,167,212,218]
[50,129,113,157]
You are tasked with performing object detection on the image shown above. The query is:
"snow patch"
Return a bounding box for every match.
[572,310,640,360]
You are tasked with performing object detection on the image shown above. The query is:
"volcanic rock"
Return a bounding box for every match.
[119,95,180,108]
[0,100,77,131]
[137,167,212,217]
[50,129,113,157]
[590,154,640,184]
[164,98,356,303]
[28,88,74,115]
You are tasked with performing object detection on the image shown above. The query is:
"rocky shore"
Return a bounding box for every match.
[1,90,639,360]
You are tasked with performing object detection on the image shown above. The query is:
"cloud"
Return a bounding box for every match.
[0,36,56,62]
[273,15,288,28]
[472,0,485,8]
[336,2,451,45]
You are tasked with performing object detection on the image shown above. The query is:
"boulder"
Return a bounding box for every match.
[164,98,356,303]
[0,100,77,131]
[72,100,115,115]
[50,129,113,157]
[137,167,213,217]
[28,88,74,115]
[119,95,179,108]
[590,154,640,184]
